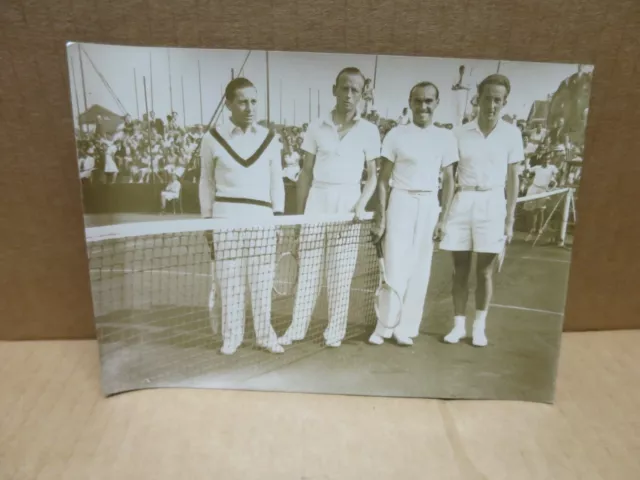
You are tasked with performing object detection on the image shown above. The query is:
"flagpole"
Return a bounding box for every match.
[265,51,271,124]
[198,59,203,124]
[168,49,174,114]
[69,58,81,128]
[134,68,140,119]
[373,55,378,88]
[142,76,153,183]
[279,79,283,125]
[149,52,154,113]
[181,76,186,128]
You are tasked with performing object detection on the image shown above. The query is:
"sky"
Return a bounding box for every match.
[66,43,589,128]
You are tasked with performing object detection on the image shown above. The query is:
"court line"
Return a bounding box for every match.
[490,303,564,316]
[516,256,571,264]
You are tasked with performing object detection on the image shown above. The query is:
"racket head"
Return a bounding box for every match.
[273,252,299,296]
[375,284,403,329]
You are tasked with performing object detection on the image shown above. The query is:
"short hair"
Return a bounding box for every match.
[477,74,511,98]
[225,77,255,101]
[334,67,366,87]
[409,81,440,101]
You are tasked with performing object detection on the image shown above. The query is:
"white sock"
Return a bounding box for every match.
[473,310,487,331]
[444,316,466,343]
[473,310,488,347]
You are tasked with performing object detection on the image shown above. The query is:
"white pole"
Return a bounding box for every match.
[559,188,573,247]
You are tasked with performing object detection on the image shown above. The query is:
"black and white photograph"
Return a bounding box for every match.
[67,43,592,402]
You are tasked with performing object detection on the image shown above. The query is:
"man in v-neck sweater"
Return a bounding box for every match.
[199,77,285,356]
[279,67,381,348]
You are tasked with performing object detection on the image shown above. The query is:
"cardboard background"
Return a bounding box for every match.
[1,0,639,341]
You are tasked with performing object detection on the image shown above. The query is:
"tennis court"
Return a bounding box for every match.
[86,198,570,403]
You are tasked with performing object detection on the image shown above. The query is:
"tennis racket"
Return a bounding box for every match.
[373,241,403,329]
[273,251,299,296]
[497,243,507,273]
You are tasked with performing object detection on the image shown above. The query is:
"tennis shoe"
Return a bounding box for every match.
[368,333,384,345]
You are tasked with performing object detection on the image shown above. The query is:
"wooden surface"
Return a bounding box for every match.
[1,0,640,340]
[1,331,639,479]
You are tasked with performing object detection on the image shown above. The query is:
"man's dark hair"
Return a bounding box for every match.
[477,74,511,98]
[409,81,440,102]
[334,67,366,87]
[225,77,255,101]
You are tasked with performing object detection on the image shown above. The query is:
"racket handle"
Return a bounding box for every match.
[375,240,384,259]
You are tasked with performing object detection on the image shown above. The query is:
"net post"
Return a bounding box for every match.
[559,188,572,247]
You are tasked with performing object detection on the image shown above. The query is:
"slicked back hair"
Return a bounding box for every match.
[477,74,511,98]
[225,77,256,102]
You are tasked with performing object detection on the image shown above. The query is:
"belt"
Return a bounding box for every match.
[456,186,502,192]
[215,196,272,208]
[395,188,434,195]
[312,181,360,189]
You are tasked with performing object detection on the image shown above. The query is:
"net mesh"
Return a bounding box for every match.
[87,213,378,394]
[87,188,573,395]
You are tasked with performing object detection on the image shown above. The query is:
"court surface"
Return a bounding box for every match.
[86,213,569,403]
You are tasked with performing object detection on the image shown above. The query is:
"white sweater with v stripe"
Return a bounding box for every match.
[198,121,285,217]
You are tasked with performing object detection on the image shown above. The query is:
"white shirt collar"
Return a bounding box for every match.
[464,118,506,134]
[407,121,435,133]
[320,109,362,128]
[223,118,259,136]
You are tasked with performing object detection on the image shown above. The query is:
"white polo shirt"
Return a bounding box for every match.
[199,120,284,217]
[301,113,381,186]
[454,119,525,189]
[381,123,458,192]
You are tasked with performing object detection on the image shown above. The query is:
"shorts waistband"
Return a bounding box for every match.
[456,185,503,192]
[215,196,272,208]
[311,181,361,190]
[394,187,435,196]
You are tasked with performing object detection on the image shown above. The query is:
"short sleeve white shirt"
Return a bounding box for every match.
[381,123,458,192]
[531,164,558,188]
[453,119,525,189]
[301,113,381,186]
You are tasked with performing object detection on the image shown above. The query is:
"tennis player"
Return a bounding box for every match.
[369,81,458,346]
[279,67,381,348]
[199,77,285,356]
[439,74,524,347]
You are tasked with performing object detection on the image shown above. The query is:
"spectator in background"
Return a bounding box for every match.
[160,173,182,213]
[523,151,558,241]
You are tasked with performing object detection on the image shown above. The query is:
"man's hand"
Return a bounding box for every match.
[371,212,385,244]
[433,220,446,243]
[350,201,368,222]
[504,216,515,244]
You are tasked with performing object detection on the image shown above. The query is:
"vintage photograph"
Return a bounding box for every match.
[67,43,592,402]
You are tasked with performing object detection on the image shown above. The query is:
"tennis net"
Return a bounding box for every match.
[86,212,379,394]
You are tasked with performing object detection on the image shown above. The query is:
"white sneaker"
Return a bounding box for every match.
[278,335,293,346]
[368,333,384,345]
[394,335,413,346]
[325,340,342,348]
[220,344,238,355]
[472,329,488,347]
[444,328,466,344]
[262,343,285,354]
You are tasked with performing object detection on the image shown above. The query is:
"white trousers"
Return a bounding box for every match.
[211,202,279,350]
[285,183,361,344]
[374,189,440,339]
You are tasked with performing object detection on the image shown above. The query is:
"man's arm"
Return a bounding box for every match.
[270,139,286,215]
[198,135,215,218]
[354,159,378,215]
[506,162,520,223]
[439,164,456,224]
[296,152,315,214]
[374,157,393,221]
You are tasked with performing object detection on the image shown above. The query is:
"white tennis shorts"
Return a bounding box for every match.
[439,189,506,254]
